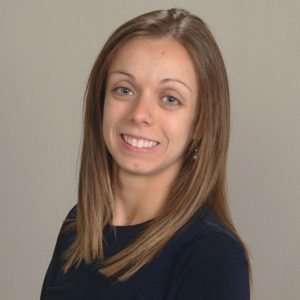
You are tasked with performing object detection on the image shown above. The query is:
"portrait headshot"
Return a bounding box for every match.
[1,1,299,300]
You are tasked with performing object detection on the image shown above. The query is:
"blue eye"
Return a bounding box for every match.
[116,87,133,95]
[162,95,180,105]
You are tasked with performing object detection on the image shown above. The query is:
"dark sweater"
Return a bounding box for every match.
[40,204,250,300]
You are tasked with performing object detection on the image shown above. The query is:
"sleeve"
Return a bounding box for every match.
[175,232,250,300]
[40,205,77,300]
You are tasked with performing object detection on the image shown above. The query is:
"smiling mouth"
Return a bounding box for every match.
[121,134,159,148]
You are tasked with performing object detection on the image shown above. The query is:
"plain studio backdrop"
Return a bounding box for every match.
[0,1,299,299]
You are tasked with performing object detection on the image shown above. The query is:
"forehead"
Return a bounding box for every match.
[107,37,198,90]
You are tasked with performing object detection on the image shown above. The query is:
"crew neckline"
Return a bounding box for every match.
[105,204,209,230]
[106,218,154,229]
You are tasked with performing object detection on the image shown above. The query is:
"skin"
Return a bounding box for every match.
[102,37,198,225]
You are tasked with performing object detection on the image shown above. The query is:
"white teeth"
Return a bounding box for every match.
[122,134,158,148]
[137,140,144,148]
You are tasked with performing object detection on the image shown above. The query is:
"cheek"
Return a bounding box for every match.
[102,98,117,145]
[103,98,122,130]
[163,114,194,147]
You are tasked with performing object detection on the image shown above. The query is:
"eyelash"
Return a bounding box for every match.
[113,86,181,106]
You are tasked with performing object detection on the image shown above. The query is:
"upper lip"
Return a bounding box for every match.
[121,133,159,143]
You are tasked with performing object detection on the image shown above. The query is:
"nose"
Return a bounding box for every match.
[129,94,153,126]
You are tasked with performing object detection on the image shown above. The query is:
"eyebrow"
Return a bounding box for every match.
[109,70,192,93]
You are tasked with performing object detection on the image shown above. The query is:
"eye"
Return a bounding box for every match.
[115,87,133,95]
[162,95,180,105]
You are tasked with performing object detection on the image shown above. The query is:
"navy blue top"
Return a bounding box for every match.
[40,204,250,300]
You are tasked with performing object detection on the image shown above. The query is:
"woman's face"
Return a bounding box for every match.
[103,37,198,179]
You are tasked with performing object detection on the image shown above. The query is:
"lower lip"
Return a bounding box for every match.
[119,134,160,153]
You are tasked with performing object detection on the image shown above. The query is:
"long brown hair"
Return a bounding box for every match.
[62,7,252,289]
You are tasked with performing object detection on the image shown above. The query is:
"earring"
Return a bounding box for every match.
[193,147,199,160]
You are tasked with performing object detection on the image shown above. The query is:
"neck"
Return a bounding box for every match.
[111,163,180,226]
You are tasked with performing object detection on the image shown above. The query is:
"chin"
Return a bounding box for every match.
[118,164,158,176]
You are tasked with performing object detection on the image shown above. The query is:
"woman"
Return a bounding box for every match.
[41,8,252,300]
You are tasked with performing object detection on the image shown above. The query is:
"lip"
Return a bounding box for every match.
[119,134,160,153]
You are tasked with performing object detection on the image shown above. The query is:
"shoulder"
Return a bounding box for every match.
[181,212,248,268]
[54,204,78,252]
[171,212,250,299]
[56,204,77,236]
[65,203,77,220]
[60,204,77,231]
[185,211,249,274]
[182,230,249,278]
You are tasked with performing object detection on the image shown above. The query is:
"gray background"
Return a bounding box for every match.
[1,1,299,299]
